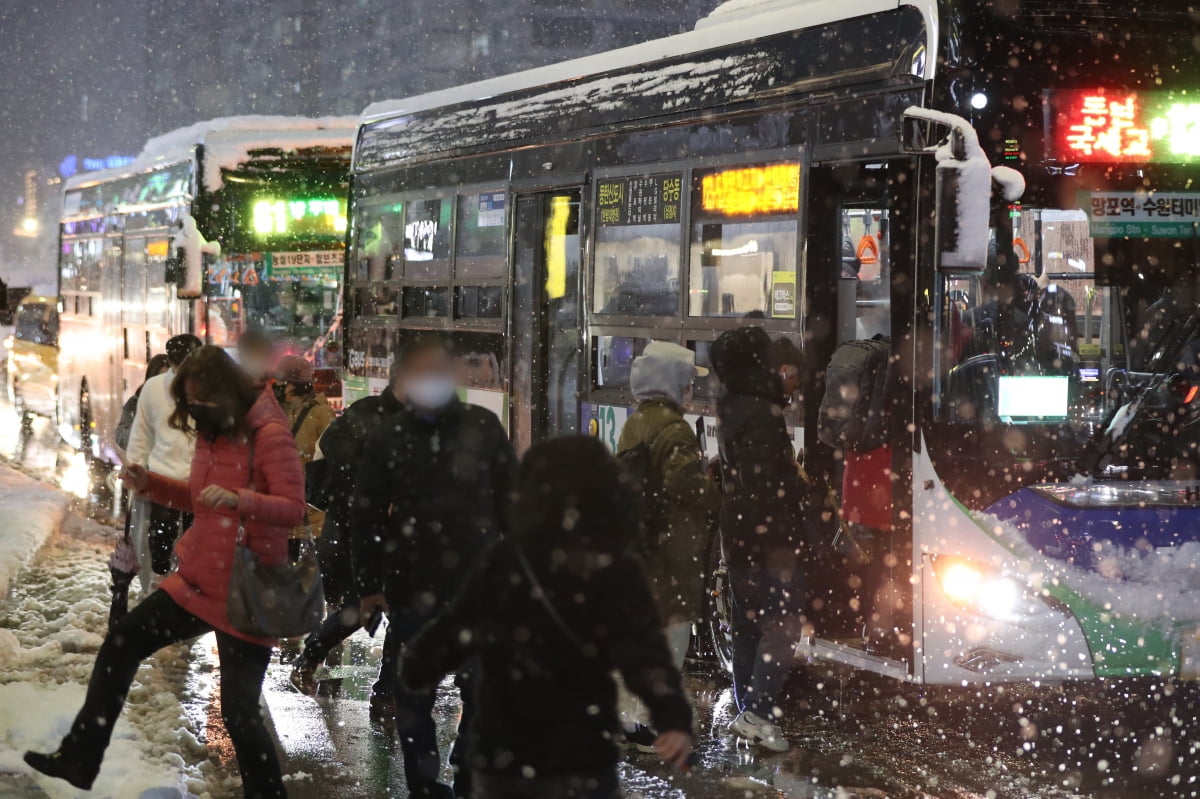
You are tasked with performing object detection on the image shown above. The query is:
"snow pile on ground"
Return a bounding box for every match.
[972,511,1200,628]
[0,479,220,797]
[0,464,68,598]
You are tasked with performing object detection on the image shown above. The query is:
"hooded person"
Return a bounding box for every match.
[711,326,813,753]
[400,436,694,798]
[613,342,718,751]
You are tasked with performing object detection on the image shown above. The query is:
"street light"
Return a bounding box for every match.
[21,217,38,234]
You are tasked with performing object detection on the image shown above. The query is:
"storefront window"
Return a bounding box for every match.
[593,173,683,316]
[688,163,800,318]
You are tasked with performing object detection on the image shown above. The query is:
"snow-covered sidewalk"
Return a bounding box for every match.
[0,464,226,798]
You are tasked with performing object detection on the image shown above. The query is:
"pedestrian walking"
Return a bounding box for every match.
[125,334,203,588]
[237,328,275,392]
[400,436,694,799]
[272,354,336,465]
[614,341,717,751]
[108,353,171,627]
[289,360,405,720]
[24,346,304,798]
[711,326,814,752]
[353,332,516,798]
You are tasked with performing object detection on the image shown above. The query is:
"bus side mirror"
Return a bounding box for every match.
[902,108,994,272]
[169,215,210,298]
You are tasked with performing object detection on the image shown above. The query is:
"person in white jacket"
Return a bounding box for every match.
[125,334,202,585]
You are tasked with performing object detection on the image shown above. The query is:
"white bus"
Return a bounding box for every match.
[57,116,354,494]
[342,1,1200,685]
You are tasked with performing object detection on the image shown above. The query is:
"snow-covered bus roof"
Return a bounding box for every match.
[361,0,937,125]
[65,115,357,194]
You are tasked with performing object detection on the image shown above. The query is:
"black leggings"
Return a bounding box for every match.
[62,590,285,798]
[148,502,192,575]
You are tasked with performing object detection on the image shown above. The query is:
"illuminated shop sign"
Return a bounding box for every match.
[699,163,801,217]
[1051,89,1200,164]
[251,197,347,238]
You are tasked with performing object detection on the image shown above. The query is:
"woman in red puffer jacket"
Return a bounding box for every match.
[25,346,303,799]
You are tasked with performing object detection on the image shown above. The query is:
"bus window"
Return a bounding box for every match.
[689,163,800,318]
[354,201,404,282]
[453,331,506,391]
[594,335,650,390]
[454,286,503,319]
[455,192,507,280]
[402,286,450,318]
[592,173,684,316]
[123,239,147,326]
[841,208,891,340]
[404,198,452,280]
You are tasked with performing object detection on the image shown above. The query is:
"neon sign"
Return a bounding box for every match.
[700,163,801,217]
[251,197,347,238]
[1052,90,1200,164]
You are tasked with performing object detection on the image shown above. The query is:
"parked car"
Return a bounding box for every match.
[7,295,59,419]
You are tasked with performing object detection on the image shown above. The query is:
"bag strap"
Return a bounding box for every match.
[512,544,587,656]
[236,436,256,546]
[291,400,317,437]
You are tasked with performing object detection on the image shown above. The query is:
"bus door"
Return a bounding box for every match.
[92,232,125,455]
[805,159,916,666]
[511,189,583,454]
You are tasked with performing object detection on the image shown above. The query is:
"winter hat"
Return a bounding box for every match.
[274,355,313,384]
[629,341,707,405]
[711,326,772,384]
[514,436,639,554]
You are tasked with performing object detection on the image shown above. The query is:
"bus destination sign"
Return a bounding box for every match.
[1050,89,1200,164]
[597,173,682,226]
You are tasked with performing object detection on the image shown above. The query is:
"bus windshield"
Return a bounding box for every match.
[936,201,1200,493]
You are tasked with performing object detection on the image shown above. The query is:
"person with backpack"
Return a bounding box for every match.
[613,341,717,751]
[400,436,694,798]
[817,336,899,656]
[711,326,814,753]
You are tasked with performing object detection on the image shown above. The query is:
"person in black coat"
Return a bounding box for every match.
[353,332,517,799]
[400,436,693,799]
[289,361,405,712]
[712,326,811,753]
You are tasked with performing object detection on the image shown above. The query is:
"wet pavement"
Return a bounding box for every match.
[4,397,1200,798]
[259,627,1200,799]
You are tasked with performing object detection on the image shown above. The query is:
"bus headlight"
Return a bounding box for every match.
[933,556,1034,622]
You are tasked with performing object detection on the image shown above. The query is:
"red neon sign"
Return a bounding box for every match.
[1055,90,1153,162]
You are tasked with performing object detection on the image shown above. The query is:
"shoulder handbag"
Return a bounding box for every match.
[227,435,326,638]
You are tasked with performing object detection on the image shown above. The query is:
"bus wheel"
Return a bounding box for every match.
[703,532,734,675]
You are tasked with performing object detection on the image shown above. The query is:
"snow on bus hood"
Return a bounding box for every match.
[980,483,1200,625]
[65,115,356,194]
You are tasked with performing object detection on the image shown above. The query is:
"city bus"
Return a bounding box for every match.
[343,1,1200,685]
[57,116,355,491]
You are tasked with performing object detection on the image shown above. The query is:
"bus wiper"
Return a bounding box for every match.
[1081,313,1200,478]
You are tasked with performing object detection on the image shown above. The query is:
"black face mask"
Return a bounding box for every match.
[188,403,230,438]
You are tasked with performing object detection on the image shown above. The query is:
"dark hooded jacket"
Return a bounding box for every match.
[400,437,692,779]
[712,327,812,563]
[351,395,516,638]
[311,385,404,599]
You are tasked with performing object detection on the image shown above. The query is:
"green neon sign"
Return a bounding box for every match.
[251,196,348,238]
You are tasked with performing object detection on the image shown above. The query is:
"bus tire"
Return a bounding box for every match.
[703,530,734,675]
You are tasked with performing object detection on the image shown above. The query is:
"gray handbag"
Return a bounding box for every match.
[226,438,325,639]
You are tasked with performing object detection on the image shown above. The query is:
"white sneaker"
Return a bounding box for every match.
[729,710,789,752]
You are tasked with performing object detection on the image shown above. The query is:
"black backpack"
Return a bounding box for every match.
[817,336,891,452]
[617,421,688,555]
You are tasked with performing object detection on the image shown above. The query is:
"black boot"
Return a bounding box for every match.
[24,750,98,790]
